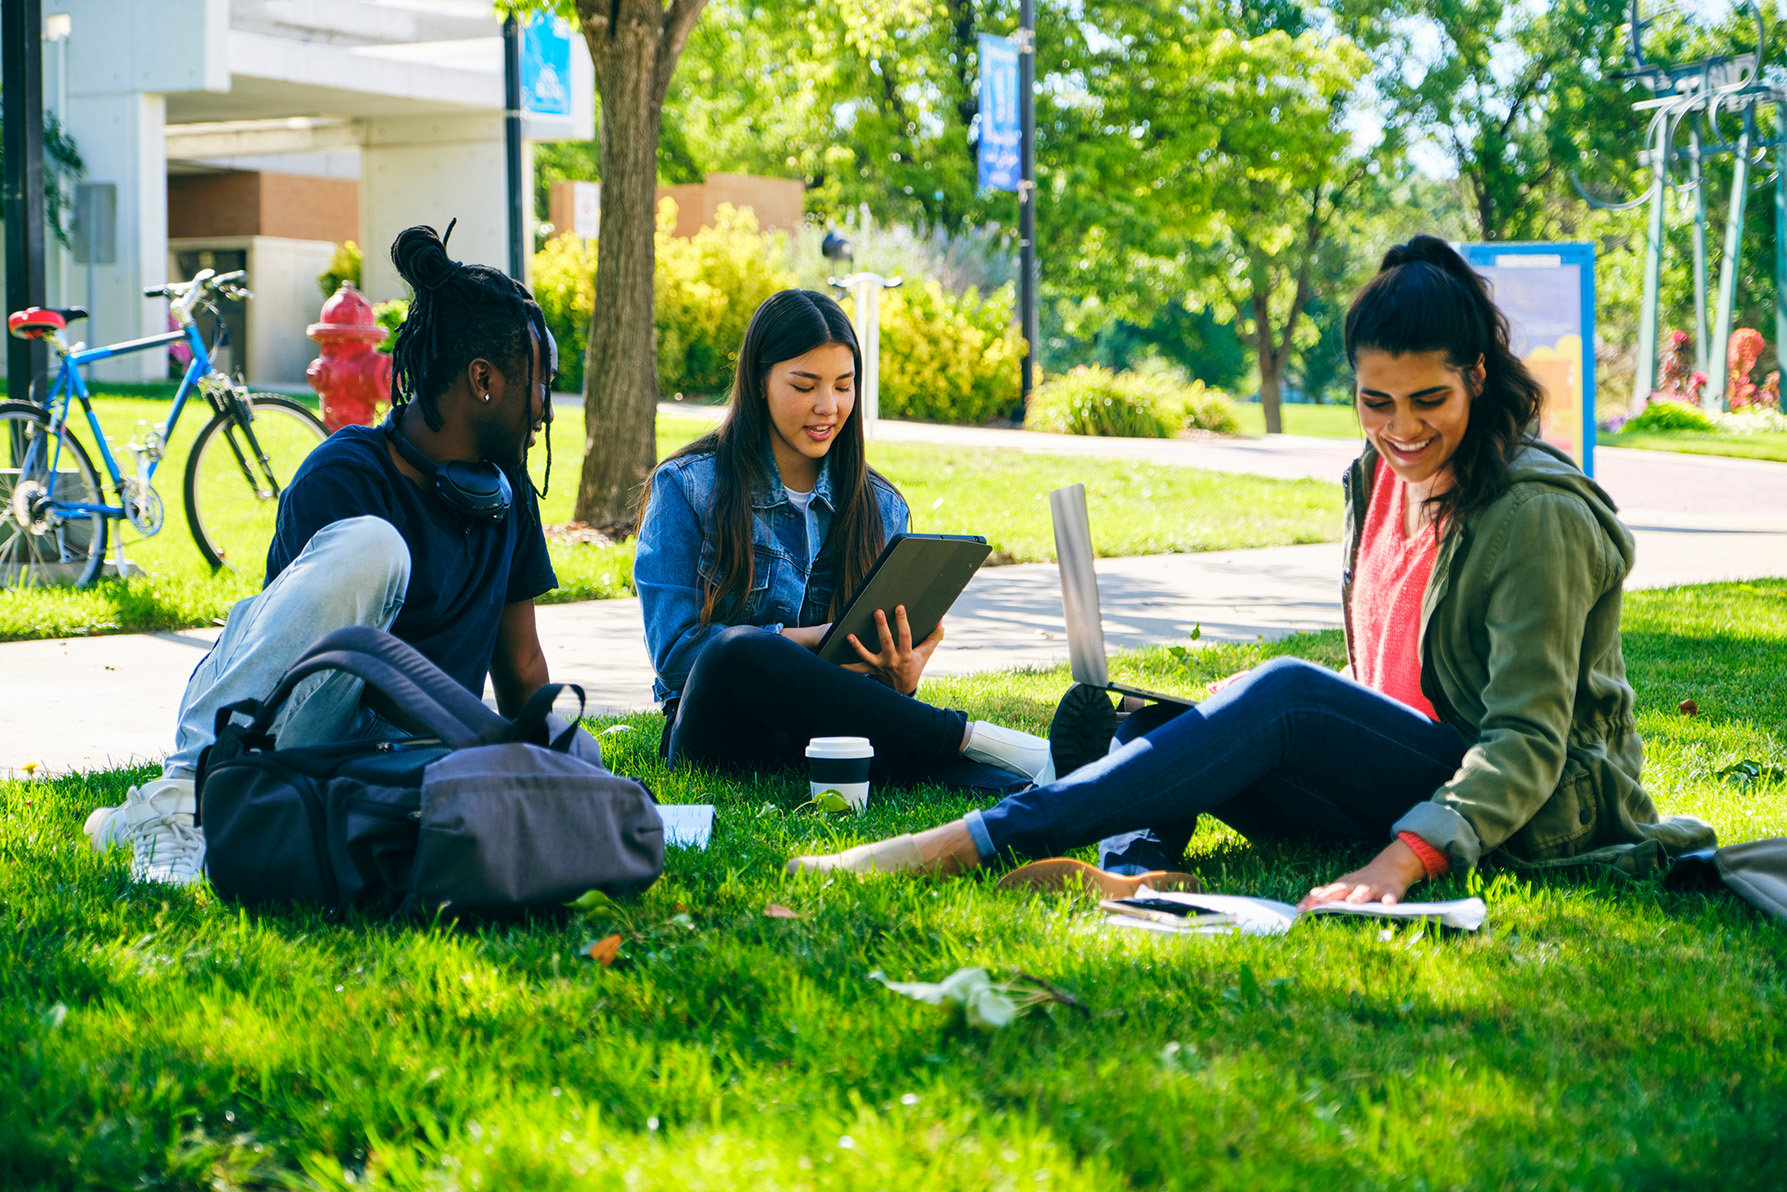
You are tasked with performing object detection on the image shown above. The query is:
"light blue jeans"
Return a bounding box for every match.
[163,516,411,779]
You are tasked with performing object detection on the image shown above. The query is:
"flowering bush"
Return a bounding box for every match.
[1025,366,1239,438]
[1659,328,1694,395]
[1713,406,1787,433]
[872,280,1024,425]
[1727,328,1767,409]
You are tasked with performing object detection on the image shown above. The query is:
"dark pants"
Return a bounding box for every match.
[664,626,1029,795]
[963,657,1468,868]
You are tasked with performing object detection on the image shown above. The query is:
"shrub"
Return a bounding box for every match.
[533,234,596,390]
[873,281,1024,425]
[1181,379,1241,434]
[531,202,793,396]
[1025,366,1238,438]
[318,241,363,296]
[655,201,796,397]
[1624,398,1717,434]
[372,299,408,355]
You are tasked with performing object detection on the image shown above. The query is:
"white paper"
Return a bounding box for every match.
[657,804,714,850]
[1111,889,1487,937]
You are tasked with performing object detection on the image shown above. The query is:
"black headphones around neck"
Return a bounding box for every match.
[383,412,512,522]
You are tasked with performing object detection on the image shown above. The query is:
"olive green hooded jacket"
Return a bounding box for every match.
[1342,439,1715,869]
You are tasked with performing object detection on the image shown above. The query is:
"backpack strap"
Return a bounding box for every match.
[244,627,509,749]
[506,683,587,750]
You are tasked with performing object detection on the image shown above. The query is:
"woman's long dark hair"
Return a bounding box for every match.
[1343,234,1543,528]
[643,289,889,626]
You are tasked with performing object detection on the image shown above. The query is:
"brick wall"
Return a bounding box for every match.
[168,171,358,244]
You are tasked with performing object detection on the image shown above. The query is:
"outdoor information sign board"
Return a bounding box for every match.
[1461,242,1597,477]
[978,34,1021,192]
[522,14,573,118]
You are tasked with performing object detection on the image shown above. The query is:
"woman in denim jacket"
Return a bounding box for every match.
[635,290,1055,794]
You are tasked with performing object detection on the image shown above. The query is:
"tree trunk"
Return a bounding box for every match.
[1257,348,1284,435]
[573,32,662,530]
[570,0,709,533]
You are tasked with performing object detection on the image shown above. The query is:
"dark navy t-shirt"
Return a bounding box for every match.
[266,424,557,696]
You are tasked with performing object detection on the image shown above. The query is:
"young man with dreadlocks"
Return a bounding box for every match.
[83,224,559,884]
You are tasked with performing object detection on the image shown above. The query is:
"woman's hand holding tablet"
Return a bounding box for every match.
[840,605,945,695]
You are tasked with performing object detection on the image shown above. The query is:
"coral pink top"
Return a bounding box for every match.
[1353,456,1440,721]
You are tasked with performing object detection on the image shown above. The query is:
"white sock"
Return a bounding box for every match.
[963,721,1056,785]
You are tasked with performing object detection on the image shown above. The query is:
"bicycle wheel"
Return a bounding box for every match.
[0,400,109,588]
[184,393,326,575]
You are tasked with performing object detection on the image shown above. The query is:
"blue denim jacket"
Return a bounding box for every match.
[635,441,910,702]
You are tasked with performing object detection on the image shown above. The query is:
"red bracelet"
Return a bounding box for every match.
[1397,831,1451,880]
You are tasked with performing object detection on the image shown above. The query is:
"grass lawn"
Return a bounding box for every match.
[1609,429,1787,464]
[1231,401,1363,439]
[0,405,1341,643]
[4,581,1786,1188]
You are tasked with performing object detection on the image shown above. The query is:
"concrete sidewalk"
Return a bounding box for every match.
[10,414,1787,776]
[647,399,1787,534]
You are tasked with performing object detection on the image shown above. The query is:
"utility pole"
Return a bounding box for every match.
[3,0,48,403]
[503,15,526,281]
[1017,0,1037,409]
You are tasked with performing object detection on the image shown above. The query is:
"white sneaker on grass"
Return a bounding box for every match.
[84,777,206,886]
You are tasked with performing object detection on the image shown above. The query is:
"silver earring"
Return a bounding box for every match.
[481,394,491,403]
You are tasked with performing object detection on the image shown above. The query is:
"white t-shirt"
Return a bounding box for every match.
[784,485,816,515]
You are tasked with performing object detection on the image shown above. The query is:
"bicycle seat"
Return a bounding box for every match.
[7,307,70,339]
[55,306,89,324]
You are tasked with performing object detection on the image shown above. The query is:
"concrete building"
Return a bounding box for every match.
[17,0,592,385]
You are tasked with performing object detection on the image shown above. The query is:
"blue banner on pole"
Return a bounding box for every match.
[978,34,1021,192]
[522,15,573,118]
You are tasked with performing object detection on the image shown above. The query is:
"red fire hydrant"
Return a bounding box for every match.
[307,282,392,433]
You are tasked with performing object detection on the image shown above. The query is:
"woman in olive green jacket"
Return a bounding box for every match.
[789,235,1713,903]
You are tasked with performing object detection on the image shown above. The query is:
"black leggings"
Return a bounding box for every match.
[664,626,1028,794]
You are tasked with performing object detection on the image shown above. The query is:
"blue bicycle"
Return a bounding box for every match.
[1,268,326,587]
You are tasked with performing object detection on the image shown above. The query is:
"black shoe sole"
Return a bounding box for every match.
[1049,683,1120,778]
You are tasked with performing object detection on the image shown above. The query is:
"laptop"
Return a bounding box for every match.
[1049,483,1195,708]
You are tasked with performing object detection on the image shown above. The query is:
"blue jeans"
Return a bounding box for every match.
[962,657,1469,869]
[163,516,411,779]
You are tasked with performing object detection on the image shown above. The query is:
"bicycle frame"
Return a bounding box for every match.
[34,316,228,522]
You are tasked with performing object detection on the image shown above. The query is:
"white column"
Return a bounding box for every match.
[360,114,519,302]
[61,90,168,381]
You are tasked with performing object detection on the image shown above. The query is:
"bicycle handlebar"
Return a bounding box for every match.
[145,268,251,320]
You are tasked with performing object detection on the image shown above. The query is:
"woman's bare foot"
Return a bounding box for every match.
[786,819,981,877]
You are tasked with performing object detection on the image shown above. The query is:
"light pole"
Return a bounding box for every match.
[830,273,902,441]
[1017,0,1036,409]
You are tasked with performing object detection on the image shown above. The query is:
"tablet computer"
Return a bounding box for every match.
[815,533,992,666]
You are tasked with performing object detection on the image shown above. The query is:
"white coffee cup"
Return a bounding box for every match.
[806,736,874,814]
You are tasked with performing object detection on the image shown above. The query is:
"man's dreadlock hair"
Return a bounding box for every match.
[388,221,554,490]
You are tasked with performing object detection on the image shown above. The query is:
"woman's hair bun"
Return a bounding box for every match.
[391,221,462,293]
[1381,233,1471,278]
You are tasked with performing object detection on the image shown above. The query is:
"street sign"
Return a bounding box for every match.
[978,34,1020,192]
[1462,241,1598,477]
[522,14,573,118]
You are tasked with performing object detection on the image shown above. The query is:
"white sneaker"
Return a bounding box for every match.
[963,721,1057,786]
[84,777,206,886]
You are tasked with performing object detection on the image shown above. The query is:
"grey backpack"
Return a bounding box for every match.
[197,627,664,918]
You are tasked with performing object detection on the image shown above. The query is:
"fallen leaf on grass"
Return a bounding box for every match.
[796,789,854,815]
[565,889,621,914]
[583,935,622,967]
[871,967,1021,1031]
[1716,758,1787,790]
[1679,699,1699,716]
[763,903,803,919]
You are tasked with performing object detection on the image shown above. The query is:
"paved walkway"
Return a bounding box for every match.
[8,415,1787,776]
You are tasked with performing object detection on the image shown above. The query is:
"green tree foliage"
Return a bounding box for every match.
[0,104,84,248]
[1374,0,1643,242]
